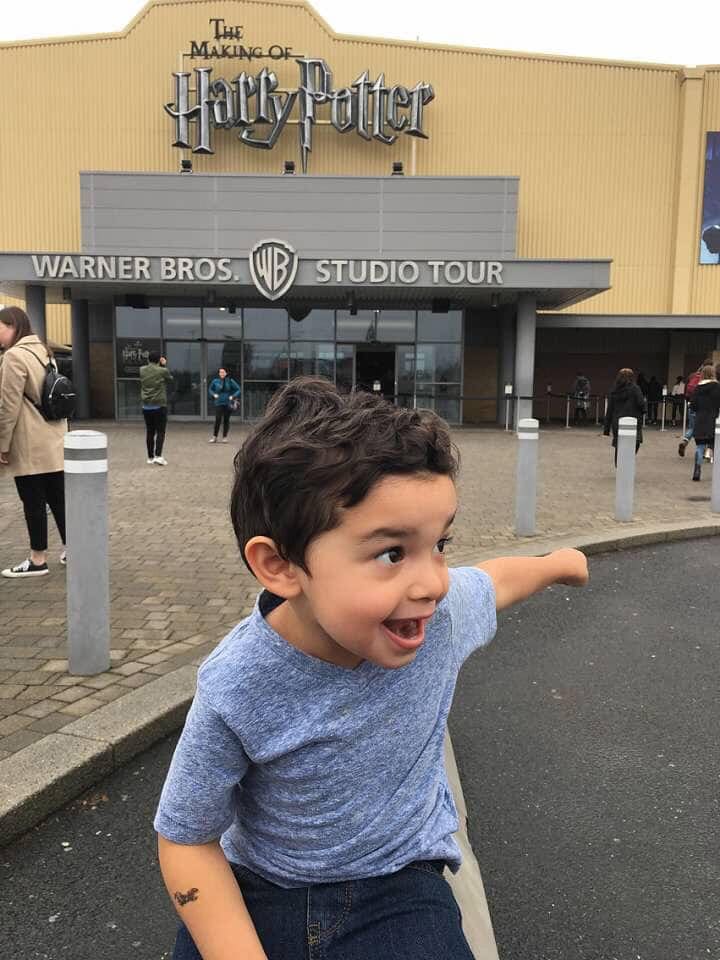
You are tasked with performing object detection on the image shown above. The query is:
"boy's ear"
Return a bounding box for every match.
[244,537,303,598]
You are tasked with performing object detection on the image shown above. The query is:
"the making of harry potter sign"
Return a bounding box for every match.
[165,20,435,172]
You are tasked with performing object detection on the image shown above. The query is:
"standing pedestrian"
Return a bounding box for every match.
[571,372,591,424]
[678,359,712,457]
[688,365,720,481]
[646,376,662,424]
[671,375,685,426]
[603,367,647,467]
[208,367,241,444]
[0,307,67,578]
[140,351,173,465]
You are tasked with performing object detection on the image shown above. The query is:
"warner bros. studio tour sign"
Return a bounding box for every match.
[165,58,435,172]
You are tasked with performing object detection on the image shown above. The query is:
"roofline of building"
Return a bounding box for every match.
[0,0,714,74]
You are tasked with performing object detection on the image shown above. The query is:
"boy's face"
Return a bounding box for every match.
[283,472,457,670]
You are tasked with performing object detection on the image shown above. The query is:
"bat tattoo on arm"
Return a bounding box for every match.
[174,888,200,907]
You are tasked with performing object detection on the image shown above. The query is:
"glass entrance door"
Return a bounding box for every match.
[355,347,396,401]
[164,342,202,417]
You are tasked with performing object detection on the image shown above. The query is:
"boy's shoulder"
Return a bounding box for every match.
[196,606,278,708]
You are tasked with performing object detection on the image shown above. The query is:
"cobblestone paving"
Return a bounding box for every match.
[0,419,717,761]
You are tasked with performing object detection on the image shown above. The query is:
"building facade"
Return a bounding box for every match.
[0,0,718,422]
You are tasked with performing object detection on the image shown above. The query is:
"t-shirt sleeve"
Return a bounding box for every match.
[447,566,498,667]
[153,687,249,844]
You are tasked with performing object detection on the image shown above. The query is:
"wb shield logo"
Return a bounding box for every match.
[249,239,299,301]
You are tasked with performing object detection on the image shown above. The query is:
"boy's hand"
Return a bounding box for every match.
[552,548,589,586]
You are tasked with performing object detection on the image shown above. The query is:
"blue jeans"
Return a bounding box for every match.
[683,408,695,441]
[694,441,714,467]
[171,860,474,960]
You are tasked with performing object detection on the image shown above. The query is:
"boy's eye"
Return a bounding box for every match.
[377,546,404,565]
[435,536,453,554]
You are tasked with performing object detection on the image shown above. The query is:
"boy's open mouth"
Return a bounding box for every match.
[381,617,426,651]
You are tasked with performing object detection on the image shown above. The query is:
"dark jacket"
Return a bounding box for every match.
[690,380,720,442]
[603,383,647,445]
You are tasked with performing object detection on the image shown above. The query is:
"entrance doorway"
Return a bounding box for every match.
[355,348,395,400]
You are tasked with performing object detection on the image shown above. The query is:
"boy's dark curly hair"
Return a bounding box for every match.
[231,377,459,575]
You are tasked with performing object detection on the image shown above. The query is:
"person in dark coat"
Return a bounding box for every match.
[603,368,647,466]
[689,364,720,481]
[646,376,662,424]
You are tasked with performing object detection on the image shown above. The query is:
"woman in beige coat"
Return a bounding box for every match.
[0,307,67,578]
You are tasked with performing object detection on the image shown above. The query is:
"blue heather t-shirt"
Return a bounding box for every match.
[154,566,496,888]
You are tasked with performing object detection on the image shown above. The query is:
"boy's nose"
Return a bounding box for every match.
[407,563,448,603]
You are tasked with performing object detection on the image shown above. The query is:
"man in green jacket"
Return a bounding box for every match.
[140,351,174,465]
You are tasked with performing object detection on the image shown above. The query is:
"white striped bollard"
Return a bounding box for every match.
[515,418,539,537]
[615,417,637,522]
[712,418,720,514]
[64,431,110,675]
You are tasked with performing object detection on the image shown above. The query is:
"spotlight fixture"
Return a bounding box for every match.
[207,289,216,306]
[392,161,404,176]
[228,304,237,315]
[490,292,500,308]
[62,286,72,302]
[180,158,193,174]
[283,160,296,175]
[347,291,358,316]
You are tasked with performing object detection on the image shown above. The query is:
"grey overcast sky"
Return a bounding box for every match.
[1,0,719,66]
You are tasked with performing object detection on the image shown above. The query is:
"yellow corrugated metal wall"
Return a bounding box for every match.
[0,0,715,344]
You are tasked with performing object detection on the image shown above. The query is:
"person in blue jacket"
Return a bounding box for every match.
[208,367,241,443]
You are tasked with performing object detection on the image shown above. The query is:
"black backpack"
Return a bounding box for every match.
[18,347,76,422]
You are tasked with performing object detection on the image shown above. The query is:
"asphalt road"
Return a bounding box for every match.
[450,537,720,960]
[1,538,718,960]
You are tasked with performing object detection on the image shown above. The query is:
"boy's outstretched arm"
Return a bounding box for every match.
[158,835,268,960]
[477,548,589,611]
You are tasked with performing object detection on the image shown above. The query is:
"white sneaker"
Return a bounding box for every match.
[209,437,217,443]
[221,437,228,443]
[60,550,67,566]
[147,458,155,465]
[153,456,168,466]
[2,558,49,578]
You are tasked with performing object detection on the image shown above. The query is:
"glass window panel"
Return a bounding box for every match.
[204,307,243,340]
[396,345,416,408]
[289,343,335,379]
[336,310,377,343]
[244,308,288,340]
[163,306,201,340]
[244,341,291,381]
[415,384,461,424]
[116,380,143,419]
[336,345,354,393]
[417,310,462,343]
[164,342,202,416]
[289,309,334,341]
[377,310,415,343]
[115,306,160,338]
[414,343,462,384]
[244,382,284,419]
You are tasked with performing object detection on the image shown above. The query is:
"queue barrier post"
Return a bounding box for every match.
[712,418,720,514]
[661,386,668,432]
[515,418,539,537]
[504,384,513,432]
[64,430,110,675]
[565,395,571,429]
[615,417,637,523]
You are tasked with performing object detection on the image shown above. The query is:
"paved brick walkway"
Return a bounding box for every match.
[0,420,717,762]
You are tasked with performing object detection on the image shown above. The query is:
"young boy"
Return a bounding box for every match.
[154,377,588,960]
